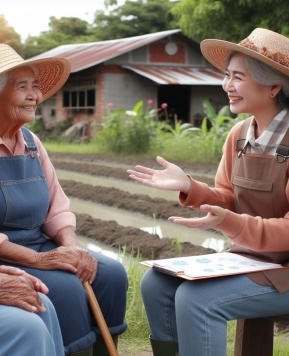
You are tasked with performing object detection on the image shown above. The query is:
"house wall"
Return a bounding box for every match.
[106,72,156,114]
[40,33,224,128]
[107,34,205,66]
[103,35,221,123]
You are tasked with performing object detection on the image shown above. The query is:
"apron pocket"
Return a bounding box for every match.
[0,176,49,229]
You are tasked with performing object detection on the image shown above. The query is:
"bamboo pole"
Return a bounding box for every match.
[83,281,119,356]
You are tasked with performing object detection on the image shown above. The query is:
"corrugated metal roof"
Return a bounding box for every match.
[30,29,182,73]
[122,65,224,85]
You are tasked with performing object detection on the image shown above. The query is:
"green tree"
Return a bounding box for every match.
[0,15,22,53]
[170,0,289,42]
[92,0,178,41]
[22,16,92,58]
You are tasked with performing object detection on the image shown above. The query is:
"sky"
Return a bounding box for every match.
[1,0,126,42]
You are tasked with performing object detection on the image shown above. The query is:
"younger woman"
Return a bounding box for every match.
[128,28,289,356]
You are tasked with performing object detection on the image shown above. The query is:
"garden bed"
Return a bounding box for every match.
[50,152,219,259]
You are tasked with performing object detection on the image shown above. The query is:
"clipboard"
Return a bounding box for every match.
[140,252,286,281]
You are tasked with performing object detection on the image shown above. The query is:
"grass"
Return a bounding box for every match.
[43,136,222,164]
[44,141,102,154]
[118,250,151,354]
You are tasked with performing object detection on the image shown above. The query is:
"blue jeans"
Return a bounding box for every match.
[141,268,289,356]
[0,293,64,356]
[5,240,128,354]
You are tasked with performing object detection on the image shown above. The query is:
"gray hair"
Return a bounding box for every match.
[227,51,289,110]
[0,72,10,93]
[0,65,38,94]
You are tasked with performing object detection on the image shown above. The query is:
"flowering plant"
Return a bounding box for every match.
[98,100,158,154]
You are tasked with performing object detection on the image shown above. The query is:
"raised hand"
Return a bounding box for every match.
[127,156,191,193]
[168,204,226,230]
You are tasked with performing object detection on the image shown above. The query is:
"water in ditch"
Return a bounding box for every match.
[57,170,232,254]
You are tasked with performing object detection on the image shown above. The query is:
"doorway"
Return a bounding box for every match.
[157,85,190,124]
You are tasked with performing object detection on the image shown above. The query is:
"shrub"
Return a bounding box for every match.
[97,101,157,155]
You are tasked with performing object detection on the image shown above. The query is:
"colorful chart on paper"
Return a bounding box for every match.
[141,252,285,280]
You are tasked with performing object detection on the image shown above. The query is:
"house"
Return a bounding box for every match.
[31,29,227,129]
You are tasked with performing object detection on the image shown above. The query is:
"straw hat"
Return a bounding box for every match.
[201,28,289,77]
[0,43,71,102]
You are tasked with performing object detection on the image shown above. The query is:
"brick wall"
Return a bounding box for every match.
[149,42,186,64]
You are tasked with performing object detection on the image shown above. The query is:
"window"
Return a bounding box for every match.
[63,89,95,108]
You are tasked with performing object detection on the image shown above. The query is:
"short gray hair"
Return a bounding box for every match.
[244,56,289,110]
[226,51,289,110]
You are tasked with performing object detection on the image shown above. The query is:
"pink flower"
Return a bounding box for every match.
[147,99,153,106]
[107,102,114,108]
[161,103,168,109]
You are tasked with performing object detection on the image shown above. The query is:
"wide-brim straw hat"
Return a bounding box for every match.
[201,28,289,77]
[0,43,71,102]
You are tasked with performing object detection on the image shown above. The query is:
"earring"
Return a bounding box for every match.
[270,93,274,98]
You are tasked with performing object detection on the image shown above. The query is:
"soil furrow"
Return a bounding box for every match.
[51,153,219,258]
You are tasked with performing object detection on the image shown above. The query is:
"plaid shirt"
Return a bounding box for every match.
[245,109,289,155]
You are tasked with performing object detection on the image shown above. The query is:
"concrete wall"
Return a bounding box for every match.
[104,72,157,114]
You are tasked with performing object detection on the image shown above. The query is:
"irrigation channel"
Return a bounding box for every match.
[56,168,232,262]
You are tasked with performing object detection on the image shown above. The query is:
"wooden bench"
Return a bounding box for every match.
[234,315,289,356]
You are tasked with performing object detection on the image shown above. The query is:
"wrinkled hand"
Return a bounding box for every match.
[36,245,97,284]
[168,204,226,230]
[70,245,98,284]
[0,265,24,276]
[0,272,47,312]
[127,156,191,193]
[0,265,48,294]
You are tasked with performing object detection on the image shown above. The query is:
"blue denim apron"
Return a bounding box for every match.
[0,127,49,247]
[0,128,96,353]
[0,128,128,354]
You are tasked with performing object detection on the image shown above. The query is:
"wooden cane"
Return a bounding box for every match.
[83,282,119,356]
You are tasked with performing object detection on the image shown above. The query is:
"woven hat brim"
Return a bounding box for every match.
[200,39,289,77]
[0,56,71,102]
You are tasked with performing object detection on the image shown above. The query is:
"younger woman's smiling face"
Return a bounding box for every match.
[222,53,273,116]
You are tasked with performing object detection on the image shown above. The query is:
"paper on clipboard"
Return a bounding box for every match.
[140,252,286,280]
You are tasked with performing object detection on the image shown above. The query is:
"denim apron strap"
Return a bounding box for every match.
[21,127,38,157]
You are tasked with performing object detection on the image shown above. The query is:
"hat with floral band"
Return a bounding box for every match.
[200,28,289,77]
[0,43,71,102]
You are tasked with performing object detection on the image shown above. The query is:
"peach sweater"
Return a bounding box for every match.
[180,120,289,252]
[0,129,76,245]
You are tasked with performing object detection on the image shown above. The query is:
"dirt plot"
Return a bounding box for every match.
[50,153,219,258]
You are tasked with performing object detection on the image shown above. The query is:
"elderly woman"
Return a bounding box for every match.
[0,44,128,356]
[0,265,64,356]
[128,28,289,356]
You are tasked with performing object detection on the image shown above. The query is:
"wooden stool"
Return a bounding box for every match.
[234,315,289,356]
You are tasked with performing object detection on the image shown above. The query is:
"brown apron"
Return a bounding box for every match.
[229,116,289,293]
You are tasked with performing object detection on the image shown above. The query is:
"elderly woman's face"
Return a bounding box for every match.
[0,66,42,126]
[222,53,272,115]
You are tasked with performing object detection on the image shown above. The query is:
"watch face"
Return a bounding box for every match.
[165,42,178,55]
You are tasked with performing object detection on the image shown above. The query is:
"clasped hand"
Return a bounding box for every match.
[0,265,48,313]
[36,245,97,284]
